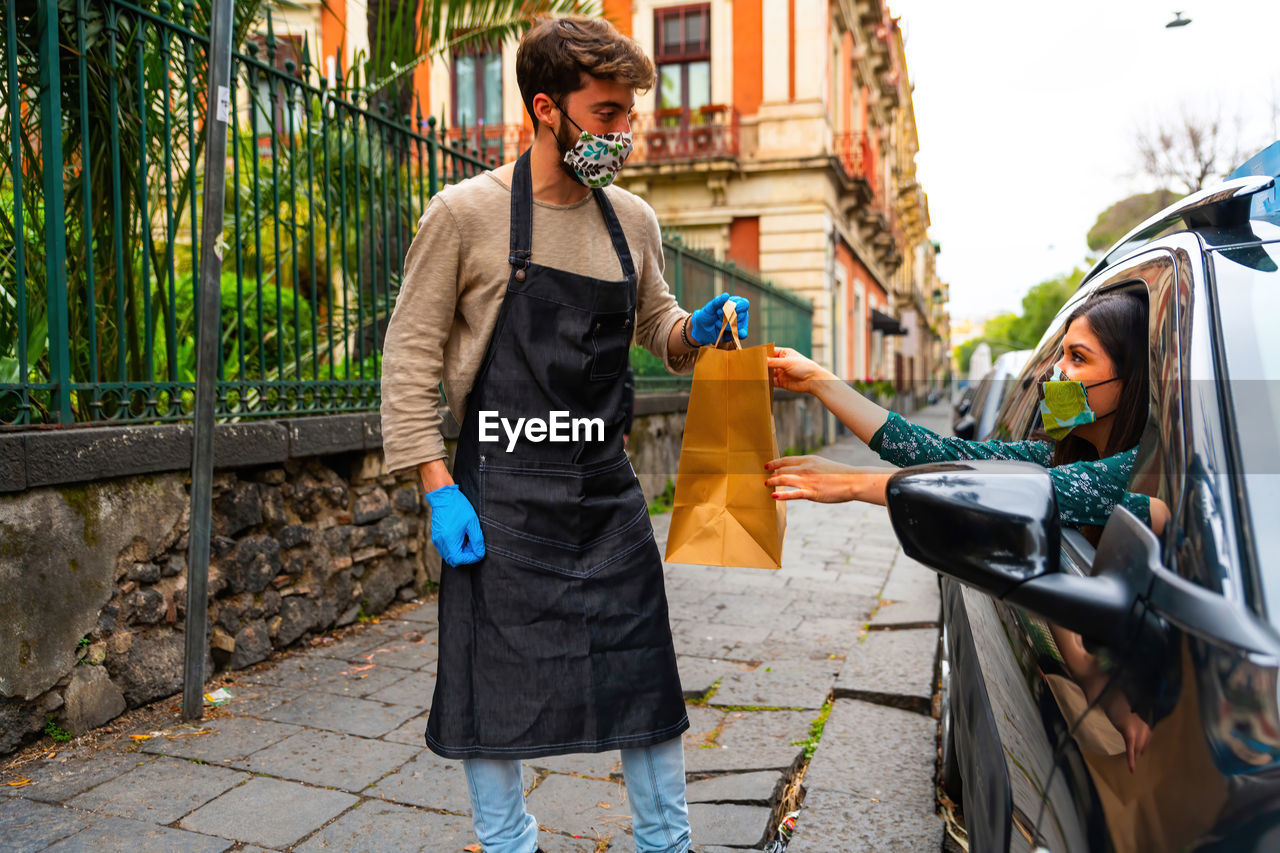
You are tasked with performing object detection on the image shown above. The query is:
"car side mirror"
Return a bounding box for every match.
[886,461,1060,600]
[887,464,1158,650]
[953,415,976,440]
[954,398,972,416]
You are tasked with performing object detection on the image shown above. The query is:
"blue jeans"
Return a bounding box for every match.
[462,737,691,853]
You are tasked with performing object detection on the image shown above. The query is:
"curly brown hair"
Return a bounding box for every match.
[516,15,655,132]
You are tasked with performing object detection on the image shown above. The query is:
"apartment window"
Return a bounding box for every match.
[452,46,502,129]
[655,4,711,115]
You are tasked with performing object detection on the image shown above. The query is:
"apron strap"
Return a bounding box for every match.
[509,150,534,272]
[592,187,637,283]
[507,148,636,284]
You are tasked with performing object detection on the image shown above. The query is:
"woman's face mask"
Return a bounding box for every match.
[1039,365,1120,440]
[554,100,634,188]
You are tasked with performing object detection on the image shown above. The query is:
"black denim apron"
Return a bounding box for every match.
[426,151,689,760]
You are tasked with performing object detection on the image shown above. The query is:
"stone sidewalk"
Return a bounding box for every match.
[1,405,951,852]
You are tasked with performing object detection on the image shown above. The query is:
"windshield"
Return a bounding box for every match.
[1211,240,1280,622]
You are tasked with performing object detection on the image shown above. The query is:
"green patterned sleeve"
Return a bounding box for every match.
[1046,447,1151,527]
[868,412,1054,467]
[868,413,1153,529]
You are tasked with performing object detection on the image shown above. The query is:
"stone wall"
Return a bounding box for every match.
[0,450,426,755]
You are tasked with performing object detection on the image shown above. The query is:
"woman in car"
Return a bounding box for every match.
[766,291,1168,771]
[764,291,1170,535]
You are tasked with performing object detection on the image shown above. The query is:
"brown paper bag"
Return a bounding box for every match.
[664,303,786,569]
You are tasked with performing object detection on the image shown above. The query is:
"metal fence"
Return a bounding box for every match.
[1,0,810,428]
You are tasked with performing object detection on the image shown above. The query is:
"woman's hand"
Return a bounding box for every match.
[765,456,889,504]
[767,347,834,395]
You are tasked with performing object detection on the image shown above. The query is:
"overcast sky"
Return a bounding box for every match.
[889,0,1280,322]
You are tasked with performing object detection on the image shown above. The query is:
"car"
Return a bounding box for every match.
[886,141,1280,852]
[953,349,1033,440]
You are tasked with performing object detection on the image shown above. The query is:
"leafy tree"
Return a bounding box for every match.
[955,269,1083,373]
[1087,190,1183,253]
[362,0,601,119]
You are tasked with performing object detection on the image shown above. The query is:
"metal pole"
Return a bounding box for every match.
[183,0,234,721]
[37,0,71,424]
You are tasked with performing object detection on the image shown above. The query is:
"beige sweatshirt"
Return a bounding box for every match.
[380,171,695,474]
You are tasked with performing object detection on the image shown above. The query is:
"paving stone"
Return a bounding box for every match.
[684,710,809,774]
[345,628,440,671]
[682,706,728,751]
[366,749,521,812]
[786,788,944,852]
[834,629,937,714]
[669,621,759,660]
[528,750,623,780]
[539,831,611,852]
[382,714,431,746]
[685,770,782,805]
[295,799,472,852]
[688,803,771,848]
[178,777,357,849]
[709,660,837,710]
[363,669,436,707]
[138,717,303,763]
[261,691,419,738]
[702,593,795,629]
[241,654,414,699]
[238,728,418,792]
[298,620,419,661]
[395,600,439,624]
[739,630,849,663]
[800,699,937,804]
[1,750,155,803]
[880,557,940,602]
[218,683,302,718]
[42,815,233,853]
[869,594,941,628]
[676,656,746,700]
[523,774,629,844]
[0,798,94,852]
[65,756,248,823]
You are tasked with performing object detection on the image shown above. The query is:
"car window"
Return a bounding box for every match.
[991,251,1185,548]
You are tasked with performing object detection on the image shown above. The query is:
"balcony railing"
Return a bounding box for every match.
[834,131,878,199]
[630,106,740,164]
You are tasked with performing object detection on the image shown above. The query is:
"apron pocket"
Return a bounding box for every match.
[479,455,653,578]
[589,313,633,381]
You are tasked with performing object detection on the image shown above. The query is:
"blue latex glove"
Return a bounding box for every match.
[425,485,485,566]
[690,294,750,346]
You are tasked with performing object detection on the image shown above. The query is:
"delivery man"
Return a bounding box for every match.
[380,15,749,853]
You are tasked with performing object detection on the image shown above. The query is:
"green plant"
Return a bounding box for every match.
[647,478,676,516]
[43,717,73,743]
[792,696,834,761]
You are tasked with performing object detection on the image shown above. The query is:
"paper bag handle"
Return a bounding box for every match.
[714,299,743,350]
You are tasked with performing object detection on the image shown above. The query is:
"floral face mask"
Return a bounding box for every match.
[1038,365,1120,440]
[554,100,634,188]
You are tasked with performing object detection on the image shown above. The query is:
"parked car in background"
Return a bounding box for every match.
[953,349,1033,440]
[888,143,1280,852]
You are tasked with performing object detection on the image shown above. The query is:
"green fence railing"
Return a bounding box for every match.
[631,233,813,392]
[1,0,812,428]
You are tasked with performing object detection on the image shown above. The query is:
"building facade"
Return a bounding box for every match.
[296,0,949,389]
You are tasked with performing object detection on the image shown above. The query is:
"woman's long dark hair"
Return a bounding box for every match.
[1051,292,1149,467]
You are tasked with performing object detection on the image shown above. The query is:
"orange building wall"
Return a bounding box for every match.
[733,0,763,115]
[728,217,760,272]
[603,0,633,36]
[319,0,345,71]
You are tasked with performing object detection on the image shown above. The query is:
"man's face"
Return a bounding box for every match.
[552,75,636,145]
